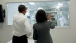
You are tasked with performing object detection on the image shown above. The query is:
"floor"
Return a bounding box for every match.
[7,39,34,43]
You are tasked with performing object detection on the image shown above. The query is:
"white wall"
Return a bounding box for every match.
[0,0,76,43]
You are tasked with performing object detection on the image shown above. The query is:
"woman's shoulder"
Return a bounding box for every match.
[34,22,37,25]
[33,23,37,27]
[46,21,53,25]
[46,21,52,23]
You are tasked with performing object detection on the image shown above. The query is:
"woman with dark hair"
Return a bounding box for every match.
[33,9,55,43]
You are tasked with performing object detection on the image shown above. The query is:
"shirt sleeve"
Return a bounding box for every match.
[49,21,55,29]
[24,18,32,37]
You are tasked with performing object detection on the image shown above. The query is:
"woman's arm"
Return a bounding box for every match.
[33,25,37,40]
[49,21,55,29]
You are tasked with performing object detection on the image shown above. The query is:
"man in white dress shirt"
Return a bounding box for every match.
[12,5,32,43]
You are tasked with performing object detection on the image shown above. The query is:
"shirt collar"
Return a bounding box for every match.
[19,13,25,16]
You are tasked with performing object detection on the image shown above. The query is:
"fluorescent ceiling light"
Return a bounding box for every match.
[29,2,35,5]
[38,7,43,10]
[21,3,25,5]
[56,3,63,9]
[58,3,63,6]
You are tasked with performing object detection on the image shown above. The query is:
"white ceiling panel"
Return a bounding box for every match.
[23,1,69,11]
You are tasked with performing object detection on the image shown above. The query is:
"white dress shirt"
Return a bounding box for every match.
[13,13,32,37]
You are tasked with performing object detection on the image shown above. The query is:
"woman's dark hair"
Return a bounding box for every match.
[18,5,27,13]
[36,9,47,23]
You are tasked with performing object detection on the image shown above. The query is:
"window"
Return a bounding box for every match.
[6,1,70,26]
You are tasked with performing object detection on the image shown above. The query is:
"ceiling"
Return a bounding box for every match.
[23,1,69,11]
[7,1,69,13]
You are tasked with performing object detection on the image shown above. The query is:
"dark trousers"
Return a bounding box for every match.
[12,35,28,43]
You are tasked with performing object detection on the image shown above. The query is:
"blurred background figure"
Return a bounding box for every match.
[58,15,66,26]
[33,9,55,43]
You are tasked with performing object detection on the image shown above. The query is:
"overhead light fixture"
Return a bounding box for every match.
[38,7,43,10]
[21,3,25,5]
[58,3,63,6]
[56,3,63,9]
[29,2,35,5]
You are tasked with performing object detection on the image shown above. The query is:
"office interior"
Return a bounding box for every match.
[24,1,70,26]
[0,0,76,43]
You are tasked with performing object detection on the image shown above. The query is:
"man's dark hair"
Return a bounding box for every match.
[18,5,27,13]
[36,9,47,23]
